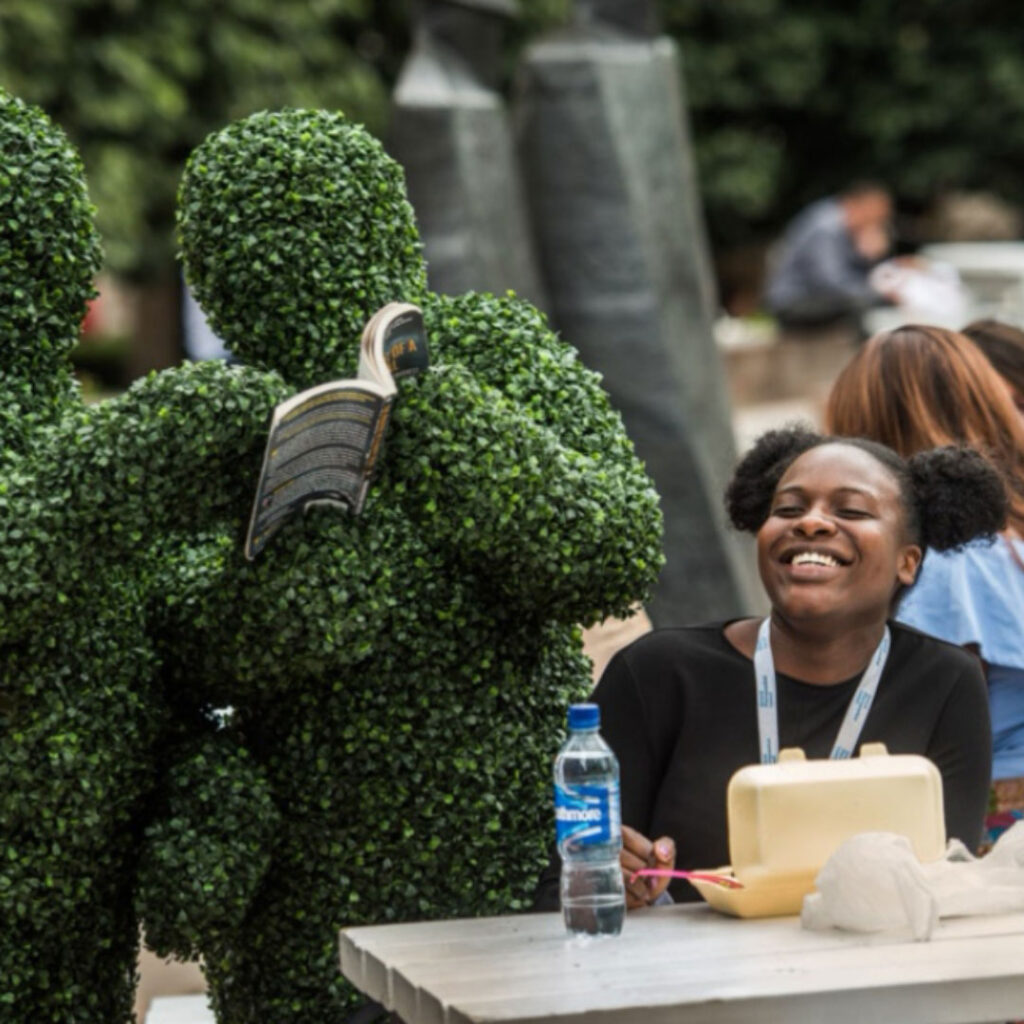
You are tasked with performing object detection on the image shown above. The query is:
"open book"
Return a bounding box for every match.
[244,302,429,559]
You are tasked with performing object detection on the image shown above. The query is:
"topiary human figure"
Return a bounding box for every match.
[0,89,289,1022]
[0,87,152,1023]
[0,89,100,449]
[127,108,664,1023]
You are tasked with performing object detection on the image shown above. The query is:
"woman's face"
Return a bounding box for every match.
[757,444,922,629]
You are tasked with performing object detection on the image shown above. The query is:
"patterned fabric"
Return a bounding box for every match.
[981,777,1024,853]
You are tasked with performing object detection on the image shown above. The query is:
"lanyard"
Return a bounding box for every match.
[753,617,891,764]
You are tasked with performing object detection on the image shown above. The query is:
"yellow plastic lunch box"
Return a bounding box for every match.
[688,743,947,917]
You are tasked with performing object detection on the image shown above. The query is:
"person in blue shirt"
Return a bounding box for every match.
[827,323,1024,846]
[765,183,895,330]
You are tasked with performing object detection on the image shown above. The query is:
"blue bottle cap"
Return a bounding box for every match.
[568,703,600,730]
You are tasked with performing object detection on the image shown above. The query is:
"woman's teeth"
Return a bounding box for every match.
[791,552,840,567]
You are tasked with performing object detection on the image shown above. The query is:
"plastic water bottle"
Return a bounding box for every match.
[554,703,625,936]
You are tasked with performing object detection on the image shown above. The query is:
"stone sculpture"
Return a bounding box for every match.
[389,0,547,305]
[516,0,760,625]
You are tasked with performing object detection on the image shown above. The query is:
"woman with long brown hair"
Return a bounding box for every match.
[827,324,1024,845]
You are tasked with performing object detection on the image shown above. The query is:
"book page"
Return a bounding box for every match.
[244,381,389,559]
[359,302,429,387]
[245,302,430,560]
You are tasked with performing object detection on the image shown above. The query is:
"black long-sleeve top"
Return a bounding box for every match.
[536,620,992,908]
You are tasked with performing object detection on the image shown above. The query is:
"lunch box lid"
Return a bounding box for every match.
[687,743,947,918]
[727,742,946,885]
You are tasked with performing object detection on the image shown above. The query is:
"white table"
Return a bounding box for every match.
[339,904,1024,1024]
[144,994,214,1024]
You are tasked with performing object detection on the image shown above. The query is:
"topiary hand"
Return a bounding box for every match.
[388,363,662,622]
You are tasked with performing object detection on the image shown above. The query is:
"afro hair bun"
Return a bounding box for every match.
[725,424,822,533]
[908,445,1008,551]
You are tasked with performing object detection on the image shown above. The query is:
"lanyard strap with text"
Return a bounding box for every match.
[753,617,891,764]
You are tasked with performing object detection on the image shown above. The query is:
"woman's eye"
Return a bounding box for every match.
[772,505,803,517]
[838,508,870,518]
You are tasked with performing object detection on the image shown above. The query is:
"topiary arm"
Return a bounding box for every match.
[422,291,645,466]
[385,364,663,624]
[83,360,289,533]
[0,361,287,642]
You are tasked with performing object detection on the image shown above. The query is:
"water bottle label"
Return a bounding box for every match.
[554,782,621,848]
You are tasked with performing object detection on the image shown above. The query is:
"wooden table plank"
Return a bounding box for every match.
[339,905,1024,1024]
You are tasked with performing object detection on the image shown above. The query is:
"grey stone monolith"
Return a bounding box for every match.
[515,0,760,626]
[389,0,547,307]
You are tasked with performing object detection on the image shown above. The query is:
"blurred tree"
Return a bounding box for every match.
[516,0,571,34]
[0,0,402,279]
[0,0,415,372]
[660,0,1024,258]
[14,0,1024,321]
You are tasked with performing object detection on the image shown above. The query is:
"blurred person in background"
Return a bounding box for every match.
[962,318,1024,420]
[765,182,896,334]
[826,324,1024,847]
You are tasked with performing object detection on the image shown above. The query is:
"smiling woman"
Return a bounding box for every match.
[535,425,1005,912]
[750,444,923,653]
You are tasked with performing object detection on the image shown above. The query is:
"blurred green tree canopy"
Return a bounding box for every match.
[0,0,576,280]
[5,0,1023,276]
[0,0,408,277]
[661,0,1024,248]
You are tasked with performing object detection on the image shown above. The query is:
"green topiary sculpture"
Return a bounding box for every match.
[0,90,289,1023]
[128,108,664,1022]
[0,96,663,1024]
[0,89,101,446]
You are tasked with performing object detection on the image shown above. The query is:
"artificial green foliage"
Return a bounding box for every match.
[0,92,151,1021]
[136,106,662,1021]
[390,293,662,621]
[0,362,289,646]
[0,89,100,444]
[136,732,281,962]
[0,358,288,1023]
[0,90,291,1023]
[0,95,662,1023]
[0,589,157,1024]
[177,109,427,390]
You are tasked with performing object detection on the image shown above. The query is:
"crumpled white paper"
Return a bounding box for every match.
[801,821,1024,940]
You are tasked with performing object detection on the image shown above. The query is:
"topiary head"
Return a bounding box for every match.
[0,88,101,384]
[177,109,428,389]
